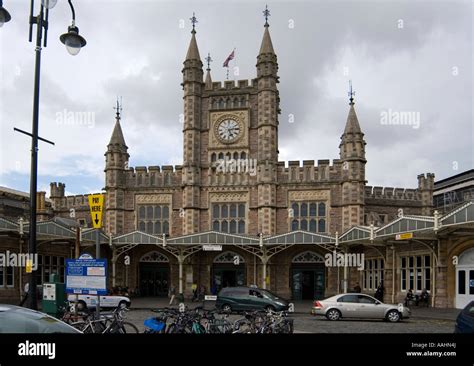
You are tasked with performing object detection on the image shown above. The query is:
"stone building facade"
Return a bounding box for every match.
[12,17,470,309]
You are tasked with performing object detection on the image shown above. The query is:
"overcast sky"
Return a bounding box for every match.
[0,0,472,196]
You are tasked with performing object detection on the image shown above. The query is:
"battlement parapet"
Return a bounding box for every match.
[125,165,182,187]
[365,185,422,201]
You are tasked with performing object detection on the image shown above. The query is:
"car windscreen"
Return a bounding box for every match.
[0,308,80,333]
[261,290,279,300]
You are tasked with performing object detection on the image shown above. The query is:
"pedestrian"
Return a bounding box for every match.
[374,281,384,302]
[168,284,176,305]
[405,289,415,306]
[19,282,29,307]
[353,282,361,293]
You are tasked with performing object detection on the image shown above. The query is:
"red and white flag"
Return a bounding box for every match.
[223,50,235,68]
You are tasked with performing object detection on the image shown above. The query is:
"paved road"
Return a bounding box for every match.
[124,309,455,333]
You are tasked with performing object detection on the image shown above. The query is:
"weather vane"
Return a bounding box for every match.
[205,53,213,71]
[190,12,198,32]
[263,5,270,26]
[348,80,355,105]
[113,96,123,118]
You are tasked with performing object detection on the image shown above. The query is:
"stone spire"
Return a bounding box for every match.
[343,104,362,135]
[185,12,201,61]
[205,52,212,89]
[259,24,275,55]
[108,100,127,149]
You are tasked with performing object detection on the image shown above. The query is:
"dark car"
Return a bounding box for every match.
[454,301,474,334]
[0,305,81,333]
[216,286,289,313]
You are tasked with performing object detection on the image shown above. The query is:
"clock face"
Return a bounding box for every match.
[217,119,241,142]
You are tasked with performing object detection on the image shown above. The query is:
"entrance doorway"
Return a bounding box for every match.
[456,247,474,309]
[291,251,326,300]
[211,251,246,294]
[139,251,170,297]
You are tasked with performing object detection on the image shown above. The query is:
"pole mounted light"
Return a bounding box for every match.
[2,0,87,309]
[60,0,86,55]
[0,0,11,27]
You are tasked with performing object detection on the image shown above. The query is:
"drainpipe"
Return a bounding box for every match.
[391,244,395,304]
[178,253,184,295]
[111,236,116,288]
[18,218,24,301]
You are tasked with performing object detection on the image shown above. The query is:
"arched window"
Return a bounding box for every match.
[163,206,169,219]
[162,221,169,235]
[318,202,326,216]
[230,204,236,217]
[318,219,326,233]
[238,220,245,233]
[300,219,308,231]
[154,221,162,234]
[238,204,245,218]
[213,220,220,231]
[309,219,317,233]
[229,220,237,233]
[233,152,239,160]
[147,206,153,219]
[213,205,220,219]
[139,206,146,219]
[139,221,146,231]
[221,205,228,218]
[154,206,161,219]
[309,203,317,217]
[291,219,298,231]
[211,153,217,162]
[219,99,224,109]
[221,220,228,232]
[301,203,308,217]
[291,203,299,217]
[146,221,153,234]
[218,153,224,160]
[240,152,246,160]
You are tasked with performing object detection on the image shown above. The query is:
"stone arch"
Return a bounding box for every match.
[213,251,245,264]
[140,251,169,263]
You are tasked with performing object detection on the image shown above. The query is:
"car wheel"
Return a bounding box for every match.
[386,310,401,323]
[222,304,232,313]
[265,305,275,312]
[326,308,341,321]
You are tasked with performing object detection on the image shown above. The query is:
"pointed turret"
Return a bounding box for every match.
[259,25,275,55]
[108,112,127,149]
[204,52,213,89]
[185,30,201,61]
[339,82,366,161]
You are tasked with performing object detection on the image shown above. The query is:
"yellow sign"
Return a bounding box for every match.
[25,259,33,273]
[88,194,104,229]
[396,232,413,240]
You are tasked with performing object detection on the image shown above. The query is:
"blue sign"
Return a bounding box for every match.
[66,258,107,295]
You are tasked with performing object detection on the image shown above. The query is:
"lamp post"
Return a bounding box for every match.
[2,0,87,310]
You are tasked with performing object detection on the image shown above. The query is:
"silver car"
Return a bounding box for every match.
[311,293,410,322]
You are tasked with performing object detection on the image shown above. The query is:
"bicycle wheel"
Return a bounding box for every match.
[120,321,139,334]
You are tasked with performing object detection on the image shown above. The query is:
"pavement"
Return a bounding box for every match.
[129,296,462,321]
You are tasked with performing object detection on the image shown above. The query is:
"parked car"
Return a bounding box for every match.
[0,305,81,333]
[67,294,131,310]
[454,301,474,333]
[216,286,289,313]
[311,293,410,322]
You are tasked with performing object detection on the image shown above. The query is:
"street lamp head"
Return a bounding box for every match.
[60,25,86,56]
[0,1,11,28]
[41,0,58,10]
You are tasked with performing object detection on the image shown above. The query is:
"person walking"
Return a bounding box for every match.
[374,281,384,302]
[353,282,362,293]
[168,284,176,305]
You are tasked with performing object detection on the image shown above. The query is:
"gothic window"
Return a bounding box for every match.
[233,152,239,160]
[290,201,327,233]
[211,153,217,162]
[240,97,246,107]
[219,99,224,109]
[140,251,169,263]
[137,204,170,235]
[292,251,324,263]
[240,152,246,160]
[211,203,247,234]
[218,153,224,160]
[214,251,245,264]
